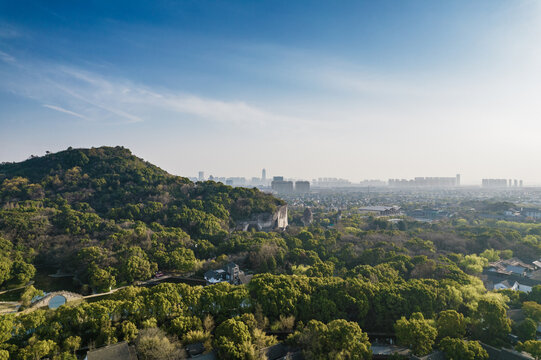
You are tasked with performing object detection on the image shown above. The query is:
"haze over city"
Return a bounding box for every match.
[1,1,541,185]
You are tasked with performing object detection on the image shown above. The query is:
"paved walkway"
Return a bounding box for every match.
[0,281,34,295]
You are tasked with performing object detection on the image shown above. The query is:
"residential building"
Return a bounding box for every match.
[204,262,252,285]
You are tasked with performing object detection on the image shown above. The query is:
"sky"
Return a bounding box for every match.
[1,0,541,185]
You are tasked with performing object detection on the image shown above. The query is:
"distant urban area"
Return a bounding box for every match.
[192,170,527,194]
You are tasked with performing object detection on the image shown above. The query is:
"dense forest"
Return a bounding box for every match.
[1,147,541,359]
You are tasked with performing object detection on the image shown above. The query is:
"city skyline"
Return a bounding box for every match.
[193,168,528,187]
[2,1,541,183]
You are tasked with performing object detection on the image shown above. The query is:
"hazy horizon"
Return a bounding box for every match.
[2,1,541,185]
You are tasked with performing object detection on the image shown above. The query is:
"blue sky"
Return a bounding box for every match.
[1,0,540,184]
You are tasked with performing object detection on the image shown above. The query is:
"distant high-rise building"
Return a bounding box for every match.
[295,181,310,193]
[271,176,293,193]
[198,171,205,181]
[312,178,351,187]
[388,176,458,187]
[262,169,266,181]
[520,180,523,187]
[509,179,513,187]
[456,174,461,187]
[482,179,508,188]
[514,179,518,187]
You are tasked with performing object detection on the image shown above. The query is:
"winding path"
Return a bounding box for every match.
[16,274,207,314]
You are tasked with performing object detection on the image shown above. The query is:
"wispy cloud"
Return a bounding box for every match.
[0,50,16,64]
[0,57,300,126]
[54,67,300,125]
[42,104,88,120]
[0,24,20,39]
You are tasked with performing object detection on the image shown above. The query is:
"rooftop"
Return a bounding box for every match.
[86,342,137,360]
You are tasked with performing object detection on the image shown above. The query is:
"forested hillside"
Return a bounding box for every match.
[0,147,283,290]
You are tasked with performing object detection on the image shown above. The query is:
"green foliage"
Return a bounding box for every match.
[439,337,488,360]
[0,316,13,343]
[4,147,541,358]
[20,285,44,307]
[523,301,541,322]
[394,312,437,356]
[170,315,203,336]
[136,328,184,360]
[214,318,255,360]
[289,319,371,359]
[529,286,541,304]
[436,310,466,339]
[459,255,488,275]
[63,336,81,354]
[19,337,56,360]
[122,254,154,283]
[88,264,116,292]
[515,318,538,342]
[120,320,138,342]
[517,340,541,359]
[0,147,282,290]
[479,249,499,262]
[471,298,511,346]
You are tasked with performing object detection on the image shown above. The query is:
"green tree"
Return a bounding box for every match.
[459,255,488,275]
[515,318,537,342]
[170,316,203,336]
[394,312,437,356]
[305,261,335,277]
[436,310,466,339]
[63,336,81,354]
[0,256,12,285]
[20,285,44,307]
[121,320,138,342]
[165,248,196,272]
[523,301,541,322]
[21,337,57,360]
[122,255,153,283]
[439,337,488,360]
[471,298,511,345]
[0,350,8,360]
[0,316,13,343]
[480,249,499,262]
[10,260,36,285]
[517,340,541,359]
[289,319,371,360]
[214,318,255,360]
[529,286,541,304]
[88,264,116,292]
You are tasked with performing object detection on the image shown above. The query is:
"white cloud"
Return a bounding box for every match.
[42,104,88,120]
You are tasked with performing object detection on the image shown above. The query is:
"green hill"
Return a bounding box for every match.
[0,146,284,289]
[0,146,282,218]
